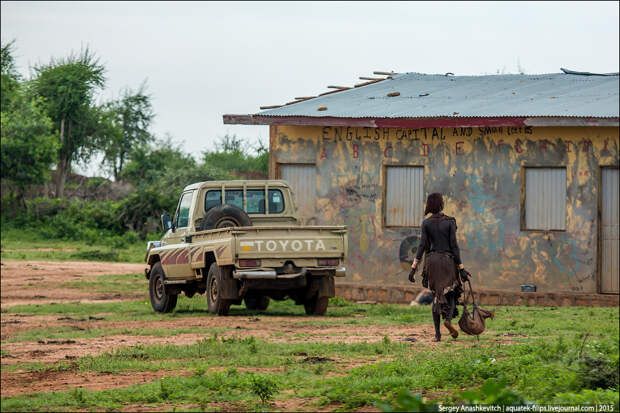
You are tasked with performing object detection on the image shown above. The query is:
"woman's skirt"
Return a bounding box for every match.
[422,251,463,320]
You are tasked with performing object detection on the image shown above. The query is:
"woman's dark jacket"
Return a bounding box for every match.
[415,213,461,265]
[415,213,463,318]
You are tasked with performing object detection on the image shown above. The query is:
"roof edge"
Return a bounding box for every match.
[223,115,619,128]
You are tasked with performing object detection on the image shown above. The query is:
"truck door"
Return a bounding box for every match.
[162,190,195,279]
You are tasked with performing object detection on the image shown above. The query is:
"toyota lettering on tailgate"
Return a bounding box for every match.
[240,240,327,252]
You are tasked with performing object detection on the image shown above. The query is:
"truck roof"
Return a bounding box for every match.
[182,179,292,192]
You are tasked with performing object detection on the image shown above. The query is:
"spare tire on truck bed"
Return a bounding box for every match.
[200,205,252,230]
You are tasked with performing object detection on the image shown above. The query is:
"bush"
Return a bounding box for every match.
[553,389,619,408]
[249,374,279,404]
[576,354,619,390]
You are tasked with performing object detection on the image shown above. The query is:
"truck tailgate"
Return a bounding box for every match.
[233,226,346,259]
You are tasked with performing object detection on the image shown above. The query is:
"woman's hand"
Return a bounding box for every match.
[459,268,471,282]
[408,259,419,283]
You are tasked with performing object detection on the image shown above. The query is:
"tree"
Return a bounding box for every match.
[121,136,197,187]
[1,41,57,209]
[1,40,20,110]
[202,135,269,175]
[118,137,231,236]
[100,83,155,181]
[32,47,106,198]
[1,85,58,208]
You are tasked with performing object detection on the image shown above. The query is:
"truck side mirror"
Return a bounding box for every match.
[161,214,172,231]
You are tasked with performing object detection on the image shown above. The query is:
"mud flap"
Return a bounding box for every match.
[318,276,335,298]
[219,266,239,300]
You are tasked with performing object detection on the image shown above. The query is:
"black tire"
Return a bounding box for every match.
[149,262,178,313]
[206,263,233,315]
[244,295,270,311]
[200,205,252,231]
[304,295,329,316]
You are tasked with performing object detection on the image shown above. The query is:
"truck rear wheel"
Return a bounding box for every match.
[149,262,178,313]
[244,295,270,311]
[206,263,233,315]
[304,295,329,316]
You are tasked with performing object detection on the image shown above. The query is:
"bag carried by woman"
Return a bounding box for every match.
[458,278,494,337]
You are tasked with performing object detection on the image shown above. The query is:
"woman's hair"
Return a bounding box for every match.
[424,193,444,215]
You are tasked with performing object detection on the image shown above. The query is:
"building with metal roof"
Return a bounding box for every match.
[224,70,619,301]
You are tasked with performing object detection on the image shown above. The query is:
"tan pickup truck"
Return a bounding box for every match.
[145,180,347,316]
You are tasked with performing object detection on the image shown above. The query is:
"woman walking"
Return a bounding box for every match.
[409,193,471,342]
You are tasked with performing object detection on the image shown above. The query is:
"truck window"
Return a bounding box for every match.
[175,191,194,228]
[268,189,285,213]
[225,189,243,210]
[205,190,222,212]
[247,189,266,213]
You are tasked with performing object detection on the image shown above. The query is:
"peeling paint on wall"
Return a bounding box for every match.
[270,125,619,293]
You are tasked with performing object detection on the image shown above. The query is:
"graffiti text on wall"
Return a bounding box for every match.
[321,126,535,141]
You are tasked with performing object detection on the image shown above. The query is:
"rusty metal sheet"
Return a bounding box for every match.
[280,164,316,221]
[525,168,566,230]
[256,72,619,119]
[601,168,619,293]
[385,166,424,227]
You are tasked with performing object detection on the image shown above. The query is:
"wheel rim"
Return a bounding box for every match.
[216,218,239,228]
[154,275,164,300]
[209,276,219,303]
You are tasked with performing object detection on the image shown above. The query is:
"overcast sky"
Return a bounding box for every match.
[2,1,619,176]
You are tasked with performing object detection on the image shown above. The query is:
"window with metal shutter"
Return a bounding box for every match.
[279,164,316,219]
[385,166,424,227]
[524,167,567,230]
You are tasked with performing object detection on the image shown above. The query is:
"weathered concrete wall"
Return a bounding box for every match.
[336,282,620,307]
[270,125,619,293]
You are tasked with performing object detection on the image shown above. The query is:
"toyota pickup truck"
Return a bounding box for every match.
[145,180,347,316]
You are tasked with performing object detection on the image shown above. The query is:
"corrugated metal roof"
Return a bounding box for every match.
[257,72,619,118]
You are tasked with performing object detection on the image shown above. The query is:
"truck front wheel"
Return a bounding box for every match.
[304,295,329,316]
[149,262,178,313]
[206,263,232,315]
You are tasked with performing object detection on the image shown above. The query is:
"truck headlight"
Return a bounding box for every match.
[146,241,162,251]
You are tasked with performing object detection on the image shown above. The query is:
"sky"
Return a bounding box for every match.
[2,1,619,177]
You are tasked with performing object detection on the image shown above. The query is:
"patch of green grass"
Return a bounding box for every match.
[5,325,231,343]
[1,228,149,263]
[0,368,295,412]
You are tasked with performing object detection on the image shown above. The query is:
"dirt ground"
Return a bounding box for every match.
[0,260,460,407]
[0,260,146,307]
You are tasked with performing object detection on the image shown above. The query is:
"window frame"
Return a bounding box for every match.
[520,165,567,232]
[202,184,287,216]
[382,164,425,228]
[174,190,195,229]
